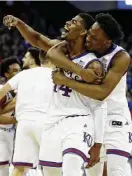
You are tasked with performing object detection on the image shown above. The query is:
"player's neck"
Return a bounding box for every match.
[96,43,112,55]
[68,38,86,58]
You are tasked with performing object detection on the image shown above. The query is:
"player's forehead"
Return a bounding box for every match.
[9,63,20,70]
[72,15,83,23]
[89,22,107,40]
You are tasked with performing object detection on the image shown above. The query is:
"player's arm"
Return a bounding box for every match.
[0,98,16,115]
[3,15,60,51]
[0,83,13,103]
[47,41,83,75]
[48,42,103,82]
[53,51,130,100]
[0,115,17,125]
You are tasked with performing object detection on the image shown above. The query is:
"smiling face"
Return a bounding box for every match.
[61,15,87,41]
[85,22,112,52]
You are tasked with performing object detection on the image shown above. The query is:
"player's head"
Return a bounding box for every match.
[61,13,95,41]
[39,50,47,66]
[0,56,21,80]
[22,47,40,69]
[85,13,124,53]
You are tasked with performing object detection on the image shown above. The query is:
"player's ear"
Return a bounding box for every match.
[80,29,87,36]
[30,58,35,65]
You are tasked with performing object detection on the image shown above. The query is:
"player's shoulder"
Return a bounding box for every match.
[113,49,131,66]
[84,52,96,59]
[49,39,61,47]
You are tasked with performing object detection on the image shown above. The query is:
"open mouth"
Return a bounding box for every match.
[63,25,70,33]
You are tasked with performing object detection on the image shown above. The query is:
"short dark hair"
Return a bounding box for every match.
[28,47,40,66]
[0,56,20,77]
[95,13,124,41]
[79,13,95,30]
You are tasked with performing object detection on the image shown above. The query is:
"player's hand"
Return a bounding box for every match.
[80,68,105,84]
[52,70,68,85]
[86,143,101,168]
[3,15,19,29]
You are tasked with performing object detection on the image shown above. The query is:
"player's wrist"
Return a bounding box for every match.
[9,118,17,124]
[16,18,24,28]
[94,143,102,149]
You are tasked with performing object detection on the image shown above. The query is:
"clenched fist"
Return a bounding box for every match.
[3,15,19,29]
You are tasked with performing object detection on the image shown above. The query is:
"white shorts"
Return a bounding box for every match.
[12,120,44,168]
[39,115,94,167]
[0,127,14,165]
[104,115,131,158]
[129,122,132,157]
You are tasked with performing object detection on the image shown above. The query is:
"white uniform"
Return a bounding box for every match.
[127,121,132,176]
[39,52,107,176]
[8,67,54,168]
[0,85,15,166]
[98,44,132,176]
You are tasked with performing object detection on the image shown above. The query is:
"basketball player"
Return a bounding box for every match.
[48,13,131,176]
[3,13,108,176]
[0,47,55,176]
[0,57,21,176]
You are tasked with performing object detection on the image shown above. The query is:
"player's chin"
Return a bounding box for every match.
[61,34,66,40]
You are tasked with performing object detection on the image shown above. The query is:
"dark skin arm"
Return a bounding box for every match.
[52,51,131,100]
[0,115,17,125]
[3,15,60,51]
[0,98,16,115]
[47,41,104,82]
[47,41,82,75]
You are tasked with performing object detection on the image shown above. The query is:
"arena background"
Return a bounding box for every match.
[0,1,132,113]
[0,1,132,175]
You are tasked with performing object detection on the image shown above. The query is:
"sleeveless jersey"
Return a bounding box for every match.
[49,52,105,123]
[99,44,131,122]
[0,84,15,129]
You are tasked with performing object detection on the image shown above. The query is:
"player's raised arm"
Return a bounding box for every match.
[3,15,60,51]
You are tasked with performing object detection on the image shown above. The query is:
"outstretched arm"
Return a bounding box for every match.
[3,15,60,51]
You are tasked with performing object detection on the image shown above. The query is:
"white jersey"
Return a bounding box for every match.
[99,44,131,122]
[8,67,53,121]
[49,53,106,127]
[0,84,14,129]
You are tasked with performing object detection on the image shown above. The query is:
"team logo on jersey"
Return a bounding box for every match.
[83,132,93,147]
[128,132,132,143]
[110,120,123,128]
[78,60,85,67]
[100,57,107,70]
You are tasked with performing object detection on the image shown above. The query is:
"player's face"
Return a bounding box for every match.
[7,63,21,79]
[85,22,111,52]
[61,15,86,40]
[22,52,31,69]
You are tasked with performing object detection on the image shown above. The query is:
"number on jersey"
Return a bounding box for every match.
[54,85,72,97]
